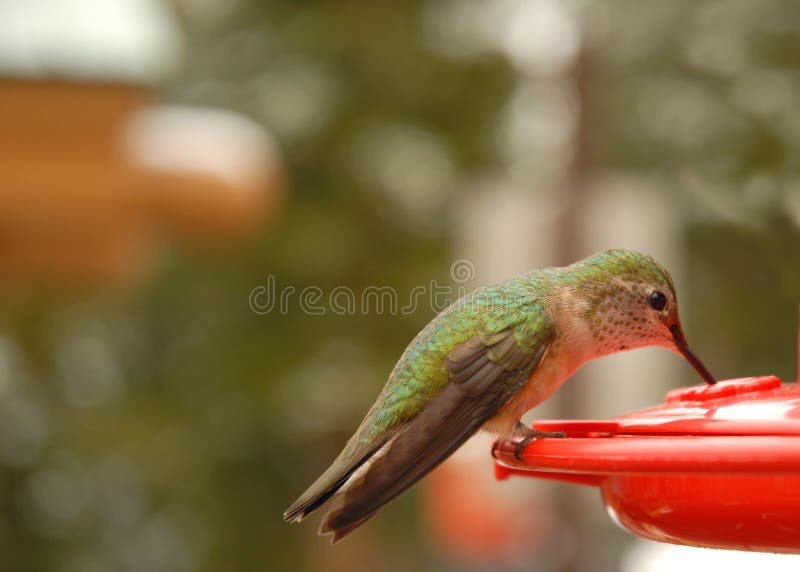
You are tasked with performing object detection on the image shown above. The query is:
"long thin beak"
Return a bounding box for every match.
[670,324,716,385]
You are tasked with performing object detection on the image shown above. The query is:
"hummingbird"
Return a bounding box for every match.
[283,248,715,542]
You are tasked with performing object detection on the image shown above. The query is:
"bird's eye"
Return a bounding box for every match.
[649,291,667,311]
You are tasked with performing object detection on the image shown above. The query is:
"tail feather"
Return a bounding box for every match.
[282,468,351,523]
[283,432,396,523]
[318,491,377,544]
[317,376,515,542]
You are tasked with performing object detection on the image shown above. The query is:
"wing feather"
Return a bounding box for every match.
[318,325,553,542]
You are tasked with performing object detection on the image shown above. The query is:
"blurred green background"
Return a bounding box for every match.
[1,1,799,571]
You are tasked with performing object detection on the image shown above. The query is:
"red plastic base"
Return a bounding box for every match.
[603,473,800,553]
[493,377,800,553]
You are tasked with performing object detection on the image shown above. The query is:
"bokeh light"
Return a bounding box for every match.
[0,1,799,571]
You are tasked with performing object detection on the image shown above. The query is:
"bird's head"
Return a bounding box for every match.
[567,249,716,385]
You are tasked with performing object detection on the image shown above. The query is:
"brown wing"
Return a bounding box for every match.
[318,327,552,543]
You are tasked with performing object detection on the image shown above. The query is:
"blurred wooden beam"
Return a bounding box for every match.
[0,79,284,287]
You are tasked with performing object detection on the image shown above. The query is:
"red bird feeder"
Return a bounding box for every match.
[494,375,800,553]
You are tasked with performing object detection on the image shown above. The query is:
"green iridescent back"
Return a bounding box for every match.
[344,271,554,451]
[343,248,673,454]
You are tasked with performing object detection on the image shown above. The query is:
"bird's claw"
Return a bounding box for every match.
[492,424,568,460]
[512,427,568,461]
[513,440,528,461]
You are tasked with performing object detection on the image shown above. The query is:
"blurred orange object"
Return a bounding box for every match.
[424,435,555,564]
[0,79,283,286]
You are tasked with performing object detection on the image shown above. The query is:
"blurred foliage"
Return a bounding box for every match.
[0,1,512,571]
[1,1,799,571]
[585,0,800,381]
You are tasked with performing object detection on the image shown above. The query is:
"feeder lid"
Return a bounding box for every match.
[494,376,800,476]
[530,375,800,440]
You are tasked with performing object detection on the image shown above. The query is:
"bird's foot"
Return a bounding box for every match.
[511,421,567,461]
